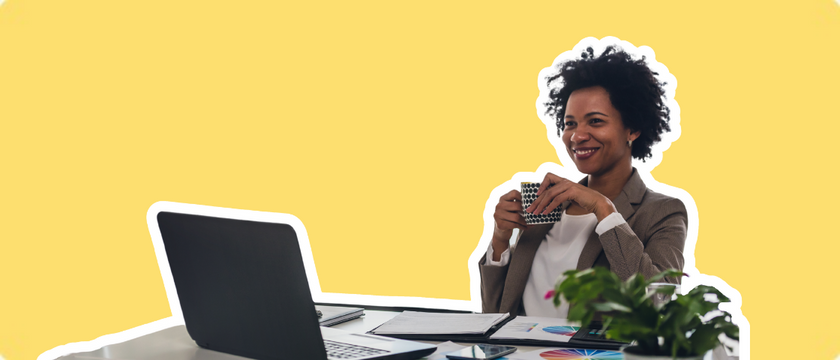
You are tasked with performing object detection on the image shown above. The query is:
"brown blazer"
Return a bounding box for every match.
[479,169,687,315]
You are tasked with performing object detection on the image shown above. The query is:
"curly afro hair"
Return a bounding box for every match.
[544,45,671,161]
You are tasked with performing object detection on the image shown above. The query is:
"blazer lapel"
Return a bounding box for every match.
[577,169,646,270]
[576,230,604,271]
[499,223,551,313]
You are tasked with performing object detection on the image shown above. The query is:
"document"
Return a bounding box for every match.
[371,311,509,335]
[504,347,623,360]
[489,316,581,343]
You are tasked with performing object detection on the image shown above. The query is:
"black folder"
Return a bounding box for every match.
[369,317,628,350]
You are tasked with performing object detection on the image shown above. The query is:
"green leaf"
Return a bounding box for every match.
[591,301,632,313]
[721,324,740,341]
[601,288,627,305]
[567,303,591,325]
[689,323,724,355]
[646,269,684,285]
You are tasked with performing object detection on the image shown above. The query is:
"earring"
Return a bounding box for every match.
[628,139,633,147]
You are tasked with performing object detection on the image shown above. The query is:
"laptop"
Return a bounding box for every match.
[156,211,437,360]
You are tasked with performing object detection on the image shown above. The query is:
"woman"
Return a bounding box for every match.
[479,46,687,318]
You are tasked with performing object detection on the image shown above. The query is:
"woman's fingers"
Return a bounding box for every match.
[496,211,527,230]
[496,190,523,212]
[529,175,554,213]
[529,185,570,215]
[539,192,569,215]
[526,172,615,218]
[528,176,574,215]
[500,189,522,202]
[497,198,524,212]
[494,190,526,232]
[535,173,562,196]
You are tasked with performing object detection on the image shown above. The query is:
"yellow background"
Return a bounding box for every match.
[1,0,838,359]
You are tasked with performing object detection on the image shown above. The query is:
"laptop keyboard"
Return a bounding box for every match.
[324,339,390,359]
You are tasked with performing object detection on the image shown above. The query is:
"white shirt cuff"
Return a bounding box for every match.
[595,212,626,235]
[485,242,511,266]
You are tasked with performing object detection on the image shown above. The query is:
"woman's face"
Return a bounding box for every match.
[562,86,638,177]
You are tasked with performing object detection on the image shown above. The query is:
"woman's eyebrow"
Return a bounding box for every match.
[565,111,609,119]
[584,111,609,117]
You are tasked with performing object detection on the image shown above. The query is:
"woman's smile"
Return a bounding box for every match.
[572,147,600,160]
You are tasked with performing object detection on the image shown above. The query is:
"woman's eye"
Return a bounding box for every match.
[564,121,576,127]
[590,118,603,124]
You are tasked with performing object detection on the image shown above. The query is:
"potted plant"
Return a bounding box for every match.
[548,267,739,359]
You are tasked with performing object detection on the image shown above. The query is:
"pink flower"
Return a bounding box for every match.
[544,290,555,300]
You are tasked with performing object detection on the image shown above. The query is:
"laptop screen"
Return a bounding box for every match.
[157,212,328,360]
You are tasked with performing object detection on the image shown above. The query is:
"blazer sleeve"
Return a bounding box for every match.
[597,197,687,283]
[478,255,509,313]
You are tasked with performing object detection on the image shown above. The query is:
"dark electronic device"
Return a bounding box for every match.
[445,344,517,360]
[156,211,436,360]
[568,321,628,348]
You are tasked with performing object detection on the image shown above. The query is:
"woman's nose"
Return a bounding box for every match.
[571,129,589,143]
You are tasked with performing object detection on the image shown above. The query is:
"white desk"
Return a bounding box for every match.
[52,308,732,360]
[53,309,545,360]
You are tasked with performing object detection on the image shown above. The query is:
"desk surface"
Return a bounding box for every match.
[54,310,547,360]
[54,309,729,360]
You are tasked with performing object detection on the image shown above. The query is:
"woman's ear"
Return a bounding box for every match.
[629,130,641,142]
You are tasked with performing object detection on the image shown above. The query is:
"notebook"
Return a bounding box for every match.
[155,210,436,360]
[368,311,510,342]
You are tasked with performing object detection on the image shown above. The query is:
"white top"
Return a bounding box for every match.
[485,211,626,317]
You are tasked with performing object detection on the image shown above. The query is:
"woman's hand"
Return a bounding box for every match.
[525,173,617,221]
[491,190,527,260]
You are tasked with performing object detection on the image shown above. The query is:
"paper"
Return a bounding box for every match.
[371,311,509,335]
[505,347,623,360]
[489,316,581,343]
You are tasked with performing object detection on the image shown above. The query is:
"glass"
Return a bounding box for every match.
[646,282,680,306]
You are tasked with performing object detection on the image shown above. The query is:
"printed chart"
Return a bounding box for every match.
[538,348,623,359]
[541,326,579,336]
[490,317,581,343]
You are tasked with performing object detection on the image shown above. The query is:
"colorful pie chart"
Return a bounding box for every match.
[541,326,579,336]
[539,348,623,359]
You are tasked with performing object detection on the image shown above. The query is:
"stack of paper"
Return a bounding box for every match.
[371,311,509,335]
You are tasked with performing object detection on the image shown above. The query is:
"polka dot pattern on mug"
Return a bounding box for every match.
[521,182,563,225]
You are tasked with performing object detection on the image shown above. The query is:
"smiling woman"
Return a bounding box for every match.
[479,45,688,319]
